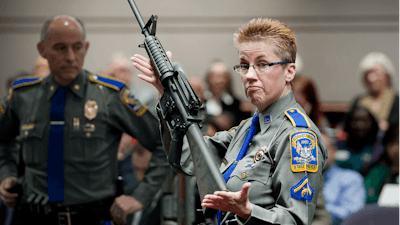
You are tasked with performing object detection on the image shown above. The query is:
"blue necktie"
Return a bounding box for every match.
[47,86,68,202]
[218,114,259,224]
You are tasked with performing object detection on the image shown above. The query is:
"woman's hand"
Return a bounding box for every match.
[131,51,172,96]
[201,182,253,220]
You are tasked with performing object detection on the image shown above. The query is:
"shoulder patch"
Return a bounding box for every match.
[291,174,314,201]
[0,88,13,114]
[120,88,148,117]
[89,74,126,91]
[284,108,310,128]
[12,76,44,89]
[290,130,318,173]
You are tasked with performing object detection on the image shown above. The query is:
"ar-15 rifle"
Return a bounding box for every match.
[127,0,228,218]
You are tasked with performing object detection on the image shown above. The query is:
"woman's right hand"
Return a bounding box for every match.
[131,51,173,96]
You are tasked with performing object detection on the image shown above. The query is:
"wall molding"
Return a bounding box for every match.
[0,15,398,34]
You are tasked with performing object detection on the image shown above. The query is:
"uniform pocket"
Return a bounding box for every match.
[230,160,272,185]
[22,122,47,166]
[68,119,107,163]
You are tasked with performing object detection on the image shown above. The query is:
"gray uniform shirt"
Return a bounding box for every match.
[169,92,328,225]
[0,70,169,207]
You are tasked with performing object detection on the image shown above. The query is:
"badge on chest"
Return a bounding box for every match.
[84,100,98,120]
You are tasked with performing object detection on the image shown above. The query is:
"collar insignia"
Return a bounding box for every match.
[264,115,271,124]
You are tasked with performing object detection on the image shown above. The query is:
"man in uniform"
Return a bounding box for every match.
[0,15,169,225]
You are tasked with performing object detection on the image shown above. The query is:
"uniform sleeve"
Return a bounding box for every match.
[245,129,326,225]
[109,87,170,207]
[0,90,21,180]
[310,180,332,225]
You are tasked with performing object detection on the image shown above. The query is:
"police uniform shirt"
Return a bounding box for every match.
[176,92,328,225]
[0,70,169,207]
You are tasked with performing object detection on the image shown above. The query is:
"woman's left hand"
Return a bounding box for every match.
[201,182,253,220]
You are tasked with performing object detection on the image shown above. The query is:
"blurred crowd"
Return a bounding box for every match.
[1,48,398,225]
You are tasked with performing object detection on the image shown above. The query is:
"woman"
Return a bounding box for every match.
[292,74,330,132]
[348,52,398,132]
[131,18,327,225]
[204,61,253,132]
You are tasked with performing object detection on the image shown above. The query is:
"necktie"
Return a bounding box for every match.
[218,114,259,224]
[47,86,68,202]
[222,114,259,182]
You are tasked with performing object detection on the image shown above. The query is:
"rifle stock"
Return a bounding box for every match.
[127,0,228,218]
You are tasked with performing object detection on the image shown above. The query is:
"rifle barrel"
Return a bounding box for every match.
[127,0,149,36]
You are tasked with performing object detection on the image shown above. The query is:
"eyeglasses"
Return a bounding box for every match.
[233,61,290,74]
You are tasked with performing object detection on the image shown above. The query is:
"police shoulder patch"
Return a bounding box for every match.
[291,174,314,201]
[120,88,148,117]
[0,88,13,114]
[12,76,44,89]
[89,74,126,91]
[284,108,310,128]
[290,130,318,173]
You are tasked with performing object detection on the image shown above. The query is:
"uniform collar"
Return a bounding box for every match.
[45,70,86,100]
[258,91,297,133]
[68,70,86,99]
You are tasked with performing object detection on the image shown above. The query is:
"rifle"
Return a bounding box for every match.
[127,0,228,218]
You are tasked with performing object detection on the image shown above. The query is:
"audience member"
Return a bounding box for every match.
[364,124,399,204]
[335,105,382,176]
[188,76,206,102]
[104,54,157,111]
[204,60,252,131]
[322,133,366,225]
[33,55,50,77]
[188,76,218,136]
[292,74,331,134]
[348,52,398,132]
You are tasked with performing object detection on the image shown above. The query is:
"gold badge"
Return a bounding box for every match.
[254,147,266,163]
[253,146,275,167]
[73,117,80,131]
[22,116,36,131]
[84,123,95,138]
[22,123,35,131]
[84,100,98,121]
[83,123,95,132]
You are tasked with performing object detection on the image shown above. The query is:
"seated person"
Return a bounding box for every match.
[204,61,253,131]
[351,52,398,132]
[322,133,366,225]
[335,105,382,176]
[364,124,399,204]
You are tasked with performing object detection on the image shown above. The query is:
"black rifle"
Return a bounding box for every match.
[127,0,228,218]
